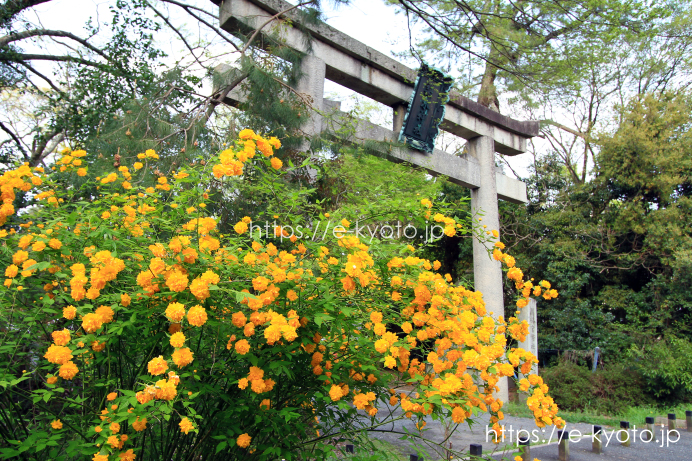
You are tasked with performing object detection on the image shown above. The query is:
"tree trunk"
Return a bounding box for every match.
[477,59,500,112]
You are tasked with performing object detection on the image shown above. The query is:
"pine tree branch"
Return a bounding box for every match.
[207,68,250,115]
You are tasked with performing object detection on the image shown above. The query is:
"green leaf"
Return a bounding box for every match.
[235,291,257,302]
[66,212,78,227]
[314,313,333,327]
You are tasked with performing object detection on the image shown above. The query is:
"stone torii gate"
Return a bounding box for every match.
[211,0,540,399]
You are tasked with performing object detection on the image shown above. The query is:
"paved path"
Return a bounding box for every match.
[365,408,692,461]
[492,427,692,461]
[367,407,594,459]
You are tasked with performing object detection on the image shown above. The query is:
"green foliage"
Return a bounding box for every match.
[542,360,650,414]
[388,0,675,107]
[500,91,692,359]
[629,336,692,402]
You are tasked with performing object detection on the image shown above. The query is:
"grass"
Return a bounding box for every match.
[326,439,410,461]
[505,400,692,428]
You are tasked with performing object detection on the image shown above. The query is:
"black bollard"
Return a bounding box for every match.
[592,425,602,454]
[669,413,677,431]
[518,436,530,461]
[686,411,692,432]
[558,430,569,461]
[620,421,630,447]
[469,443,482,459]
[645,417,655,441]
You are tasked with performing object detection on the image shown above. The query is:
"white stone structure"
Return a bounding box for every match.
[212,0,541,400]
[518,298,539,377]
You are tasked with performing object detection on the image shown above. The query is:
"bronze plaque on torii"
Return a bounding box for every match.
[398,64,454,154]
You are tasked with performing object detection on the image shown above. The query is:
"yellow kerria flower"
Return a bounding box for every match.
[62,305,77,320]
[234,221,248,234]
[237,433,252,448]
[179,417,194,434]
[147,356,168,375]
[82,313,103,333]
[235,339,251,355]
[172,347,194,367]
[187,305,207,327]
[270,157,283,170]
[170,332,186,348]
[165,302,186,322]
[132,417,147,432]
[58,361,78,380]
[44,344,73,365]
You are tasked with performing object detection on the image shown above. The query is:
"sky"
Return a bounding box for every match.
[20,0,535,178]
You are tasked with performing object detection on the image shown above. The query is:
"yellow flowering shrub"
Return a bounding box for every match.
[0,129,561,460]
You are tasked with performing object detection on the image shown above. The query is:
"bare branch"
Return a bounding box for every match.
[31,129,61,166]
[145,1,206,69]
[160,0,240,51]
[0,29,109,59]
[0,121,29,160]
[541,120,587,139]
[395,0,520,78]
[498,155,521,179]
[4,53,104,68]
[16,60,62,93]
[240,1,317,55]
[31,132,63,165]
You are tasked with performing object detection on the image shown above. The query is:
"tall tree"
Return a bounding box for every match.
[389,0,671,110]
[501,91,692,356]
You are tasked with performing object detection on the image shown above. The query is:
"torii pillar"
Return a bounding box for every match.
[468,136,503,323]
